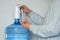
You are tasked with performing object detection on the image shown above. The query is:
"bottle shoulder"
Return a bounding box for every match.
[6,24,30,34]
[6,24,22,29]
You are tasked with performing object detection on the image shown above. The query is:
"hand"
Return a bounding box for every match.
[20,19,30,29]
[20,5,32,14]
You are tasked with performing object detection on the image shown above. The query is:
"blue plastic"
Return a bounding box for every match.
[5,19,30,40]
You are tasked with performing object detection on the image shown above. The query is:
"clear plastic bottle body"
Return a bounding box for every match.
[5,19,30,40]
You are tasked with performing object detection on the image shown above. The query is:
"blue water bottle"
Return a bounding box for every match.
[5,5,30,40]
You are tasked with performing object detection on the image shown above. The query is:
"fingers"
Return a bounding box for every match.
[19,5,32,14]
[20,19,30,29]
[20,6,24,10]
[20,5,28,10]
[20,19,30,24]
[26,19,29,23]
[20,5,26,12]
[20,5,26,8]
[20,20,23,25]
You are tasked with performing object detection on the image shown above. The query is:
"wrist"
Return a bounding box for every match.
[26,10,32,15]
[28,24,30,29]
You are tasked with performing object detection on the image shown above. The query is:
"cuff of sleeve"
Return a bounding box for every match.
[28,11,34,16]
[30,25,35,32]
[29,25,38,32]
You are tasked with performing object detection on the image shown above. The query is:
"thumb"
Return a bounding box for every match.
[26,19,30,23]
[20,20,23,25]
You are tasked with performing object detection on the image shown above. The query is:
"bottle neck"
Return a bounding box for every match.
[14,6,21,25]
[14,19,21,24]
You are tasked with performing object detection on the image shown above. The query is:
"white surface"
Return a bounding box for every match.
[15,6,20,19]
[0,0,51,40]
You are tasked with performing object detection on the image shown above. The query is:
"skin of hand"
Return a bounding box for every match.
[20,5,32,29]
[20,5,32,14]
[20,19,30,29]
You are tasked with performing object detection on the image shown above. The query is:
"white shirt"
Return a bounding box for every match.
[27,0,60,40]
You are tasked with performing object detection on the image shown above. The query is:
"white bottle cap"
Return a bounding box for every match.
[15,0,24,19]
[15,1,23,19]
[15,6,20,19]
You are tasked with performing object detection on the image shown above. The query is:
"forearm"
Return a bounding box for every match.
[27,11,45,25]
[30,23,60,38]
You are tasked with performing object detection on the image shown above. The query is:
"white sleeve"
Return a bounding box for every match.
[30,18,60,37]
[28,12,45,25]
